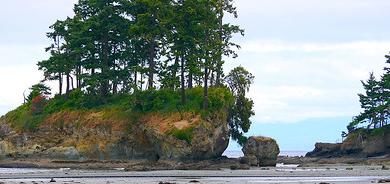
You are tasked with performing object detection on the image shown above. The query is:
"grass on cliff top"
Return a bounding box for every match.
[345,124,390,142]
[3,87,234,132]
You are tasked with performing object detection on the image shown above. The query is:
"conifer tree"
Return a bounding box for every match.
[349,53,390,131]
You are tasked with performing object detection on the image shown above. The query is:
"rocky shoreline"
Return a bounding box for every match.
[0,154,388,171]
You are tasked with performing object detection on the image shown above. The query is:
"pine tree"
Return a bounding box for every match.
[38,0,242,100]
[349,53,390,131]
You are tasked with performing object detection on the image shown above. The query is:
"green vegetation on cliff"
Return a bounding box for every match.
[4,87,233,132]
[0,87,239,160]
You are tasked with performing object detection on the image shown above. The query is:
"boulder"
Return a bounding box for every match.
[239,155,258,166]
[242,136,280,166]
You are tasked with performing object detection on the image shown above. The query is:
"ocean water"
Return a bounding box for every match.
[223,150,307,158]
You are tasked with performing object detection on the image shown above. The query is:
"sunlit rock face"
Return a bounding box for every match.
[0,110,230,161]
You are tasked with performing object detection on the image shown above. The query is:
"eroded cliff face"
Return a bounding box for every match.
[0,109,229,161]
[306,126,390,158]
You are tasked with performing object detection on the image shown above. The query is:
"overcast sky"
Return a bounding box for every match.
[1,1,390,138]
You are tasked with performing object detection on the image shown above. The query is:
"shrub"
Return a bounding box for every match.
[31,95,47,115]
[169,127,195,144]
[4,87,234,132]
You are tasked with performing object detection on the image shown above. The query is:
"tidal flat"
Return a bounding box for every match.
[0,165,389,184]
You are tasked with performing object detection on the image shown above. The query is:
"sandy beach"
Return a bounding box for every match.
[0,164,389,184]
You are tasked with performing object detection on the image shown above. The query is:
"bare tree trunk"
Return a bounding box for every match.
[70,75,74,90]
[66,74,70,94]
[172,56,179,89]
[134,71,138,91]
[58,73,63,95]
[140,68,144,91]
[203,61,209,110]
[148,41,156,89]
[188,73,193,88]
[113,83,118,94]
[101,36,110,96]
[187,58,193,88]
[216,61,223,86]
[210,70,215,87]
[216,1,224,87]
[76,62,81,89]
[181,56,186,105]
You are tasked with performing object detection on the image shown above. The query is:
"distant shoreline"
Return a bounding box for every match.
[224,150,308,158]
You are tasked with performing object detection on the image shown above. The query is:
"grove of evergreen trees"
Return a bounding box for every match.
[348,53,390,132]
[37,0,244,109]
[33,0,255,145]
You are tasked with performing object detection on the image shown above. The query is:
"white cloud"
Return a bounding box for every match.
[242,40,390,54]
[0,45,47,66]
[0,44,50,115]
[0,66,42,107]
[225,40,389,123]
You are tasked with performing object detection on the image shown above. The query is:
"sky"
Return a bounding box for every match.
[1,0,390,151]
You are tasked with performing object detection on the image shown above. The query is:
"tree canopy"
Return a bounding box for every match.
[225,66,255,145]
[38,0,243,101]
[348,53,390,132]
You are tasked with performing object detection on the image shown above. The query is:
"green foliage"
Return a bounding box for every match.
[37,0,243,102]
[27,83,51,102]
[237,135,248,146]
[371,127,385,136]
[132,87,233,114]
[169,127,195,144]
[229,95,255,146]
[349,54,390,132]
[208,87,235,113]
[225,67,255,146]
[4,104,44,132]
[132,88,181,113]
[225,66,255,97]
[31,95,47,115]
[4,87,233,132]
[44,89,88,113]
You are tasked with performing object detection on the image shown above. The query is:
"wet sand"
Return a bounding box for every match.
[0,165,389,184]
[3,176,390,184]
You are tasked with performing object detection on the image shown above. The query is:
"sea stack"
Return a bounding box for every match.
[242,136,280,166]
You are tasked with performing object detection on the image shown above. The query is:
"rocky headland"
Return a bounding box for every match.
[306,125,390,159]
[0,109,230,162]
[0,87,285,170]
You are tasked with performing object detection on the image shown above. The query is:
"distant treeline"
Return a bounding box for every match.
[348,53,390,132]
